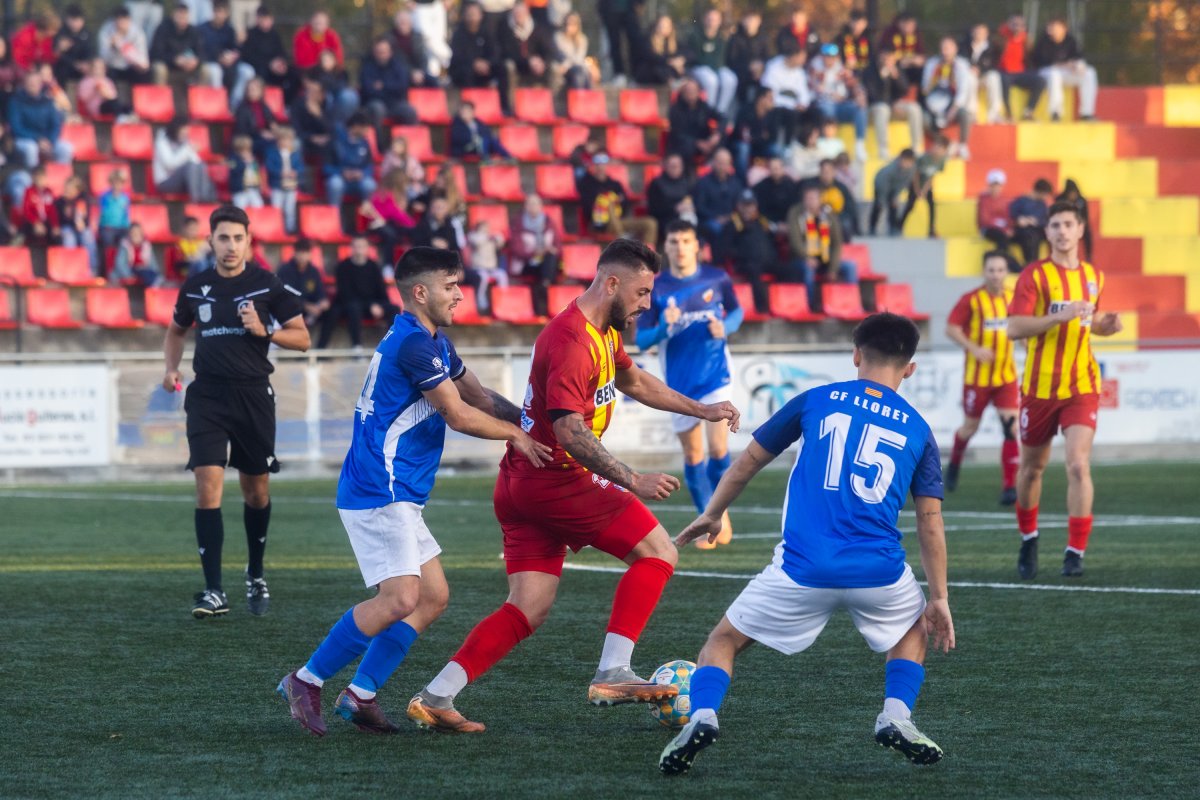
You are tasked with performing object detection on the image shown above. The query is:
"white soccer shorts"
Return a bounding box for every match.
[339,502,443,587]
[725,559,927,655]
[671,385,733,434]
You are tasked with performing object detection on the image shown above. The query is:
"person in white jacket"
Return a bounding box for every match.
[921,37,973,160]
[761,40,819,142]
[154,120,218,201]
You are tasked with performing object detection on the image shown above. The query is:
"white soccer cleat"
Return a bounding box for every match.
[874,712,943,765]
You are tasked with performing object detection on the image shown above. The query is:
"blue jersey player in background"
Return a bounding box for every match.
[659,313,956,775]
[636,219,743,549]
[278,248,551,737]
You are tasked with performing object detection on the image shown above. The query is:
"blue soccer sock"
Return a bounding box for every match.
[683,460,713,514]
[706,453,732,492]
[349,620,419,696]
[689,665,732,715]
[884,658,926,717]
[304,609,372,682]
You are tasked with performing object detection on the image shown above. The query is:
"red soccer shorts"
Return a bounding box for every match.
[963,382,1020,419]
[493,467,660,576]
[1019,393,1100,447]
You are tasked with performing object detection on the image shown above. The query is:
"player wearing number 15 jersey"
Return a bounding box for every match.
[660,314,955,776]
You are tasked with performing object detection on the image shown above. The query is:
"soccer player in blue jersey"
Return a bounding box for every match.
[636,219,743,548]
[277,248,552,737]
[659,313,956,774]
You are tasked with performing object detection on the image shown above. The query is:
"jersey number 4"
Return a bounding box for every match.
[819,412,908,504]
[355,352,384,421]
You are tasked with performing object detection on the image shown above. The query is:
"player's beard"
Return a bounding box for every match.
[609,296,636,331]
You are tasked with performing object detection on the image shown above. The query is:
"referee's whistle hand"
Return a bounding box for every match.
[239,301,266,336]
[163,370,182,392]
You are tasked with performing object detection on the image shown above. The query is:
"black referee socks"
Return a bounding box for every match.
[195,508,225,592]
[245,502,271,580]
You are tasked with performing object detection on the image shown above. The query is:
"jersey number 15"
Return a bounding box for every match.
[819,412,908,504]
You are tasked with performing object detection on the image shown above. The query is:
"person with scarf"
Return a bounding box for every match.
[787,185,857,310]
[920,37,972,160]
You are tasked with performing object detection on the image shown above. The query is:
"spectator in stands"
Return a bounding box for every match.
[977,168,1011,250]
[111,222,160,286]
[448,2,509,111]
[815,119,846,161]
[509,193,562,318]
[996,14,1045,121]
[1056,178,1092,258]
[52,6,93,87]
[787,184,857,307]
[1009,178,1053,264]
[149,3,204,86]
[233,77,280,156]
[810,43,868,163]
[98,7,151,87]
[863,48,922,160]
[693,148,743,242]
[729,87,789,178]
[838,9,872,75]
[480,0,517,41]
[381,136,426,200]
[411,0,451,80]
[20,165,60,246]
[761,40,819,142]
[228,135,265,209]
[412,195,464,253]
[803,158,859,240]
[467,218,508,312]
[389,9,428,88]
[0,37,16,117]
[57,175,97,273]
[7,70,72,200]
[293,10,343,71]
[265,125,302,233]
[38,62,73,117]
[501,1,561,99]
[577,153,658,246]
[598,0,643,85]
[450,101,512,160]
[359,169,416,264]
[325,113,377,208]
[634,14,687,86]
[646,152,696,238]
[359,37,417,130]
[785,124,823,182]
[199,0,253,105]
[754,156,799,230]
[878,11,925,87]
[719,190,796,314]
[921,37,972,160]
[685,8,737,118]
[776,7,819,58]
[11,9,59,76]
[898,134,950,238]
[242,5,296,102]
[868,148,915,236]
[276,238,330,327]
[290,74,334,161]
[153,119,217,201]
[317,234,399,351]
[167,216,212,281]
[1032,18,1097,121]
[725,11,768,105]
[963,23,1004,124]
[77,57,133,120]
[555,11,596,90]
[0,200,13,246]
[98,169,132,252]
[420,165,468,224]
[313,48,360,124]
[667,77,723,165]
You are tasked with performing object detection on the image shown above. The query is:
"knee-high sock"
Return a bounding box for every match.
[450,602,534,683]
[244,502,271,579]
[690,665,731,716]
[884,658,926,717]
[1067,516,1093,554]
[1017,504,1039,539]
[350,620,419,695]
[683,461,712,514]
[195,508,224,592]
[606,557,674,641]
[706,453,732,493]
[949,433,969,468]
[305,609,372,683]
[1001,439,1019,490]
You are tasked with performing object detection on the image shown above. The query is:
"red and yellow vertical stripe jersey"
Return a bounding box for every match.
[1009,259,1105,399]
[947,286,1017,388]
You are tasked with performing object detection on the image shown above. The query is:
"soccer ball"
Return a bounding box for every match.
[648,660,695,728]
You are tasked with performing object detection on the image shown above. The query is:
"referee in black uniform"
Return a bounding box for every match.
[164,205,310,619]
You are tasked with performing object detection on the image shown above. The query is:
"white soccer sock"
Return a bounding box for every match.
[883,697,912,720]
[1021,530,1039,542]
[425,661,469,699]
[1065,546,1085,556]
[597,633,636,673]
[691,708,719,728]
[347,683,376,700]
[296,666,324,687]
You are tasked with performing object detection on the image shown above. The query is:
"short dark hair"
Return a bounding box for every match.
[983,250,1010,267]
[294,236,314,250]
[396,247,462,292]
[212,0,230,11]
[597,238,660,275]
[932,133,951,148]
[183,215,199,226]
[1033,178,1054,194]
[853,313,920,366]
[1047,200,1086,223]
[347,111,371,129]
[664,219,697,237]
[818,158,835,169]
[850,9,867,22]
[64,5,84,19]
[115,7,131,18]
[898,148,916,160]
[209,204,250,233]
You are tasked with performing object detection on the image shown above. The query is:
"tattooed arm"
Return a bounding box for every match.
[552,413,679,502]
[453,368,523,425]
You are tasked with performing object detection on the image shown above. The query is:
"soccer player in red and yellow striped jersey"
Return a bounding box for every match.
[944,251,1019,504]
[1007,202,1123,580]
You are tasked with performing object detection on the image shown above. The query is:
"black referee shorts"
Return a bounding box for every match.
[184,380,281,475]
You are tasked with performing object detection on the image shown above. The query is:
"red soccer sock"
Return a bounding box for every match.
[450,602,534,683]
[606,557,675,641]
[949,433,969,468]
[1067,516,1093,554]
[1001,439,1019,489]
[1016,504,1039,537]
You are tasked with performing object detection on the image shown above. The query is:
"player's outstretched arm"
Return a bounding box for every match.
[615,363,740,431]
[552,413,680,502]
[914,494,956,654]
[424,379,552,466]
[163,321,188,392]
[676,441,775,546]
[945,322,993,363]
[452,367,523,425]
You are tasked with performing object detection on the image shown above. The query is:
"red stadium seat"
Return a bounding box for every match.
[186,124,216,161]
[42,162,74,196]
[61,123,103,161]
[552,124,591,159]
[188,86,234,123]
[535,164,578,202]
[840,242,887,281]
[641,163,663,187]
[26,288,83,328]
[244,206,293,243]
[547,284,584,316]
[454,286,488,324]
[111,123,154,161]
[89,161,134,198]
[542,203,567,237]
[514,87,560,125]
[605,162,635,197]
[734,283,770,322]
[619,89,667,126]
[263,86,288,120]
[86,287,144,328]
[298,205,349,244]
[769,284,823,322]
[479,164,524,202]
[459,87,505,126]
[821,283,869,320]
[143,287,178,327]
[567,89,612,125]
[390,125,444,163]
[490,286,541,324]
[562,243,601,282]
[129,204,173,243]
[409,87,453,125]
[499,125,550,162]
[468,204,511,239]
[0,287,18,329]
[0,247,41,286]
[873,283,929,321]
[606,125,656,163]
[132,85,175,123]
[47,247,103,286]
[183,204,220,237]
[424,163,469,199]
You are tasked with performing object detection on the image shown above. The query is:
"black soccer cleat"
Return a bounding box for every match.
[246,570,270,616]
[999,487,1017,506]
[192,589,230,619]
[875,713,944,765]
[944,463,960,492]
[1017,537,1039,580]
[659,718,720,776]
[1061,550,1084,578]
